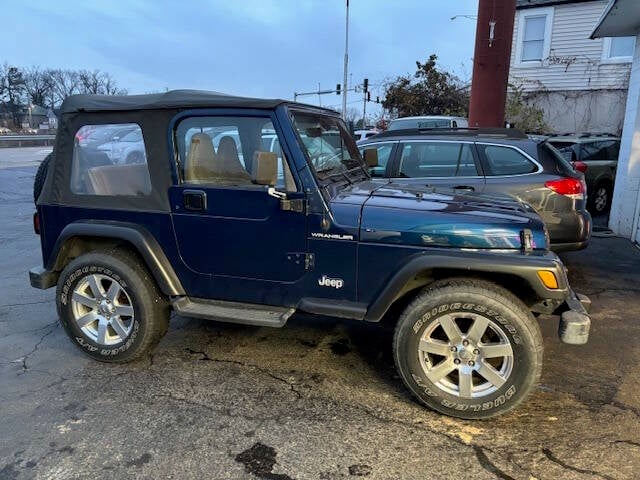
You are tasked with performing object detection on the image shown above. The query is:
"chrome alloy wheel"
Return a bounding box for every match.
[71,274,134,345]
[418,312,514,398]
[594,187,608,212]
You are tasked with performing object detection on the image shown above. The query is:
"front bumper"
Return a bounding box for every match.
[29,266,58,290]
[558,289,591,345]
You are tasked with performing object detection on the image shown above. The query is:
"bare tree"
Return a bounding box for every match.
[78,69,103,94]
[78,69,127,96]
[24,66,54,107]
[0,63,26,127]
[102,72,127,95]
[49,69,80,106]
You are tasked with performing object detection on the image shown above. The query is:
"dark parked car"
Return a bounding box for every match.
[359,128,592,252]
[30,91,590,419]
[548,134,620,215]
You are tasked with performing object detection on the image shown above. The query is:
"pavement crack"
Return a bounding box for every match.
[184,348,302,399]
[0,299,54,309]
[473,445,516,480]
[541,448,616,480]
[612,440,640,448]
[17,322,57,372]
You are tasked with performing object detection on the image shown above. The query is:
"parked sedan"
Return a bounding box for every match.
[97,128,146,164]
[548,134,619,215]
[359,128,591,251]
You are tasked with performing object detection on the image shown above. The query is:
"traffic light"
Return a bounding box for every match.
[367,91,371,102]
[363,78,369,91]
[336,83,341,95]
[376,96,380,103]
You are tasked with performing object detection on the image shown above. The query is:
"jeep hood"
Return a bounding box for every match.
[332,182,548,250]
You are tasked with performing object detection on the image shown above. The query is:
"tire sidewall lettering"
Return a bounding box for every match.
[408,301,524,413]
[61,265,137,357]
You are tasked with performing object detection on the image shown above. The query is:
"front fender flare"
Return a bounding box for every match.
[364,250,569,322]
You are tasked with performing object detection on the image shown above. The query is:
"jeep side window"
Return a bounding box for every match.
[176,117,295,191]
[398,142,477,178]
[70,123,151,196]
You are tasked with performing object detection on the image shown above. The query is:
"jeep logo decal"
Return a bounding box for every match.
[318,275,344,289]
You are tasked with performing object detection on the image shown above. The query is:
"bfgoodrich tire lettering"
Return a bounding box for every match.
[56,248,169,363]
[393,278,543,419]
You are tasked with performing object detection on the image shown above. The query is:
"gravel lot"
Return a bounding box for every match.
[1,148,639,480]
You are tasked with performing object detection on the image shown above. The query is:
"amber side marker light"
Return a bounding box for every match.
[537,270,558,289]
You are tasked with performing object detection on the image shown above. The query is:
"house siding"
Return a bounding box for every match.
[510,0,631,92]
[609,34,640,240]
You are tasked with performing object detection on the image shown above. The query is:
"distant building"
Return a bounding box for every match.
[509,0,636,133]
[20,104,49,129]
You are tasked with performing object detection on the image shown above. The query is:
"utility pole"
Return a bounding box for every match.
[342,0,349,120]
[468,0,516,127]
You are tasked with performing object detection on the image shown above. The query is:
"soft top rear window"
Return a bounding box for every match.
[71,123,151,196]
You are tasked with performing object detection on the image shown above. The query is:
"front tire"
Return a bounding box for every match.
[393,278,543,419]
[56,248,169,363]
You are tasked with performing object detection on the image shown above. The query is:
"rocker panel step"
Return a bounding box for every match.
[172,297,294,328]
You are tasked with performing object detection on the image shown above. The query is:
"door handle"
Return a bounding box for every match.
[183,189,207,211]
[453,185,475,192]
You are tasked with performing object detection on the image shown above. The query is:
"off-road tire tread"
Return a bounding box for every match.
[56,247,169,363]
[393,277,544,419]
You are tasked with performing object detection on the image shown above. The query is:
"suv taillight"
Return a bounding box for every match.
[572,161,588,173]
[545,178,585,198]
[33,212,40,235]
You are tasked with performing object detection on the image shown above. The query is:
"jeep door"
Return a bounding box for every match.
[169,112,308,305]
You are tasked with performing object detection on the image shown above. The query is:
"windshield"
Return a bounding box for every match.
[290,111,364,179]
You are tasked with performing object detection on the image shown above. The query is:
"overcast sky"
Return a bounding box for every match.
[3,0,478,114]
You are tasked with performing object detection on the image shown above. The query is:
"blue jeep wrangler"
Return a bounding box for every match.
[30,90,590,419]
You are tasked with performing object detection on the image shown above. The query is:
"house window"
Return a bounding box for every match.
[515,7,554,65]
[602,37,636,63]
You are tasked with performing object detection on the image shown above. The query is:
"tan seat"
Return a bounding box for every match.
[185,133,217,182]
[215,136,252,184]
[87,164,151,195]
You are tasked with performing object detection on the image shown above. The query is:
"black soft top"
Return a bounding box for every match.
[60,89,289,114]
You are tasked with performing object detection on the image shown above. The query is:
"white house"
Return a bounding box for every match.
[509,0,636,133]
[590,0,640,244]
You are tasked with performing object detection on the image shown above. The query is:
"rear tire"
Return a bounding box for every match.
[56,248,169,363]
[33,153,52,204]
[393,278,543,419]
[589,182,612,215]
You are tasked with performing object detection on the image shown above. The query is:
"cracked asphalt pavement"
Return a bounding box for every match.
[1,148,640,479]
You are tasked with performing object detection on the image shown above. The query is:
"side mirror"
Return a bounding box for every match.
[252,151,278,186]
[363,148,379,167]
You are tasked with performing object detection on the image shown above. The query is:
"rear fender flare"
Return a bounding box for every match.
[48,221,185,296]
